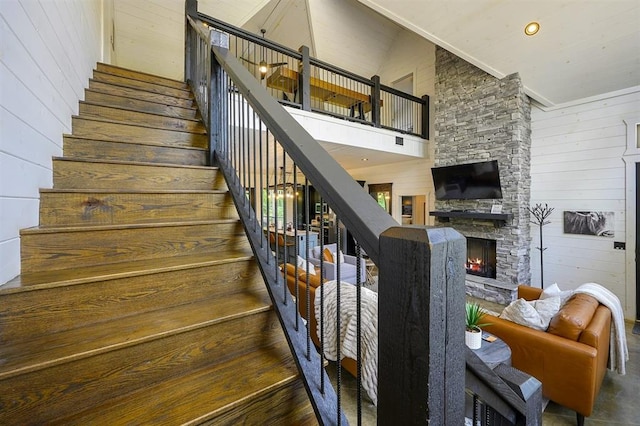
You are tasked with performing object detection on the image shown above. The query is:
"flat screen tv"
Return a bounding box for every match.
[431,160,503,200]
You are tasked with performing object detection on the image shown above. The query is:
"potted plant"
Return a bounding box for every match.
[465,302,490,349]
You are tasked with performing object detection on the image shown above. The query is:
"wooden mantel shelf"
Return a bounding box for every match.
[429,211,513,227]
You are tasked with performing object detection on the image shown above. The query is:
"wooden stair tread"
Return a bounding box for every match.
[63,134,207,152]
[20,218,239,235]
[79,100,203,124]
[55,343,299,425]
[96,63,189,90]
[0,289,272,378]
[72,114,206,135]
[52,156,216,170]
[39,188,226,195]
[69,116,208,150]
[88,80,195,108]
[93,70,193,100]
[78,102,206,134]
[83,89,198,120]
[11,250,254,289]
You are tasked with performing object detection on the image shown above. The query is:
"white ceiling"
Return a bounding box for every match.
[202,0,640,168]
[358,0,640,107]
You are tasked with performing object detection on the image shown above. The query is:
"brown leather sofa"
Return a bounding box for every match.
[483,285,611,425]
[282,263,358,377]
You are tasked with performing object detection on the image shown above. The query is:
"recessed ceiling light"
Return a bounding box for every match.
[361,158,369,161]
[524,21,540,36]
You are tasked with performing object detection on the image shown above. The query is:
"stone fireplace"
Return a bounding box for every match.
[433,47,532,302]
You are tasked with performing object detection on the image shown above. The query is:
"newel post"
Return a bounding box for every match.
[209,30,229,164]
[184,0,198,82]
[378,226,466,425]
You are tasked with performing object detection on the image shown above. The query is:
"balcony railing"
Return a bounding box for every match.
[196,13,429,139]
[185,2,541,424]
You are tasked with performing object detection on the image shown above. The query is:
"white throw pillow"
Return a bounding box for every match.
[499,296,561,331]
[332,251,345,263]
[530,297,562,326]
[296,255,316,275]
[312,246,322,259]
[540,283,573,305]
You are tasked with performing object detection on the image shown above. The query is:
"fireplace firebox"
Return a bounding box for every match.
[466,237,497,279]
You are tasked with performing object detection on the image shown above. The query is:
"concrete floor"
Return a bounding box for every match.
[329,302,640,425]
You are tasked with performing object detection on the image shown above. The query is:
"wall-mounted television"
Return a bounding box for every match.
[431,160,503,200]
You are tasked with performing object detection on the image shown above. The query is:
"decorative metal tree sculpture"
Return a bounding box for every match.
[528,203,554,288]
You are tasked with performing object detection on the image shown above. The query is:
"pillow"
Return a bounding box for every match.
[332,251,345,264]
[540,283,573,305]
[323,248,334,263]
[296,255,316,275]
[499,296,562,331]
[283,263,321,287]
[312,246,323,260]
[547,293,599,341]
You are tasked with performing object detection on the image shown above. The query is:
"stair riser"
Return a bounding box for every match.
[88,80,194,108]
[63,136,207,166]
[52,344,303,425]
[2,260,263,343]
[71,117,208,149]
[0,310,285,424]
[93,70,192,100]
[79,103,206,134]
[53,159,223,191]
[205,379,316,425]
[96,63,188,90]
[84,90,198,119]
[20,221,249,272]
[39,191,236,227]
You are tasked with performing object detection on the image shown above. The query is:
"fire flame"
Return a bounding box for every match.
[466,258,483,272]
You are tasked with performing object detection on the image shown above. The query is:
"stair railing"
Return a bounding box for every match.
[185,3,541,425]
[192,10,429,139]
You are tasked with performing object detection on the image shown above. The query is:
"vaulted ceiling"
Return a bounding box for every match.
[200,0,639,169]
[202,0,640,107]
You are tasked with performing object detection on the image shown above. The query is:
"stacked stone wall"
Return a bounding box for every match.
[434,47,532,285]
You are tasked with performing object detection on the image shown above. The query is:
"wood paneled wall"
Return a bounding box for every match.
[0,0,103,285]
[530,90,640,318]
[112,0,184,81]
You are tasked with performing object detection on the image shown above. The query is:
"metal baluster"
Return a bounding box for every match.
[335,214,342,426]
[319,199,325,394]
[356,242,363,426]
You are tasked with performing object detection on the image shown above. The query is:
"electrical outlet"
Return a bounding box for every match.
[614,241,625,250]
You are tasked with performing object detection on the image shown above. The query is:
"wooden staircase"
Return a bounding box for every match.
[0,63,315,425]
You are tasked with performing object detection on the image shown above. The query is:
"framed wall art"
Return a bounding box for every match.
[563,211,614,237]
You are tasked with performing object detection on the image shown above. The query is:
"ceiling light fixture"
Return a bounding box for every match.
[524,21,540,36]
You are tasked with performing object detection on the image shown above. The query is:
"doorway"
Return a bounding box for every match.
[392,74,414,133]
[369,183,392,216]
[401,195,426,225]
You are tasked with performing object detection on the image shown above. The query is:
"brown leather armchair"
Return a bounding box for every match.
[483,285,611,425]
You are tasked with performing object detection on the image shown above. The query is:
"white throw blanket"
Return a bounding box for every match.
[574,283,629,375]
[315,280,379,405]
